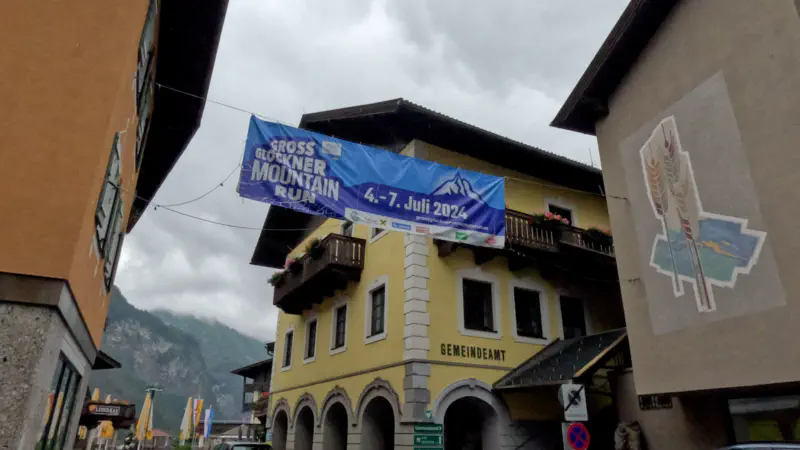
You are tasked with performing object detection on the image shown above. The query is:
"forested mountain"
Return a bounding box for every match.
[89,287,266,433]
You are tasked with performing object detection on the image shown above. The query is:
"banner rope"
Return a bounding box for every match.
[154,82,627,200]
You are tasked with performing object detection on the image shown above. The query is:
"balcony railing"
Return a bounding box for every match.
[505,209,615,258]
[252,397,269,417]
[505,210,559,251]
[244,382,270,393]
[273,233,366,314]
[560,227,615,257]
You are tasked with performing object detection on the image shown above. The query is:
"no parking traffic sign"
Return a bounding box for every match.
[566,422,590,450]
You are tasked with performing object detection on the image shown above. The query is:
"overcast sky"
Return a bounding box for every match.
[116,0,628,342]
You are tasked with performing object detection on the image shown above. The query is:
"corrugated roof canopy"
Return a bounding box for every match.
[494,328,627,390]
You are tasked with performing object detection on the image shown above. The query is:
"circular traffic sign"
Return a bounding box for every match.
[567,422,590,450]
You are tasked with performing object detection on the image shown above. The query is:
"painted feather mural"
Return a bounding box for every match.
[639,116,766,313]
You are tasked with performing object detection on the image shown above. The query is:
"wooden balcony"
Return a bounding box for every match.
[439,209,616,282]
[273,233,366,314]
[504,209,615,258]
[252,396,269,417]
[244,382,270,394]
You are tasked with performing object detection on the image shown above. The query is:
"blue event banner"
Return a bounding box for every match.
[237,116,506,248]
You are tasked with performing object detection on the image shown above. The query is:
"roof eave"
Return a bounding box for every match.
[127,0,229,231]
[551,0,679,135]
[231,358,273,377]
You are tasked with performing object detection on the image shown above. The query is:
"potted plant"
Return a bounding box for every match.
[531,211,570,227]
[583,226,613,247]
[286,256,303,275]
[531,211,570,237]
[268,271,285,287]
[305,238,325,259]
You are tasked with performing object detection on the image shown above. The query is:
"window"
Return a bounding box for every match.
[135,74,153,169]
[282,331,293,369]
[37,354,82,450]
[560,296,586,339]
[96,134,122,250]
[304,319,317,361]
[332,305,347,351]
[369,227,388,242]
[548,204,574,226]
[341,221,353,237]
[369,286,386,337]
[95,133,126,291]
[136,0,158,104]
[514,288,544,339]
[364,277,388,344]
[463,279,494,332]
[103,199,125,291]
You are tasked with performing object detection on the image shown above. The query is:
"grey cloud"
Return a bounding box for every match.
[116,0,625,342]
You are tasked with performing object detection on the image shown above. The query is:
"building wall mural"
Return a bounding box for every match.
[640,116,766,313]
[620,72,785,334]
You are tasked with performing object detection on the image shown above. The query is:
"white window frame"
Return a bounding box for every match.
[456,268,502,339]
[280,327,294,372]
[329,297,348,355]
[303,316,318,364]
[364,275,389,345]
[509,278,551,345]
[555,290,591,339]
[544,197,579,228]
[369,227,389,244]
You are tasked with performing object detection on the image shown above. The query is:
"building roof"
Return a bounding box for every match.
[550,0,679,135]
[128,0,230,231]
[231,357,273,378]
[92,350,122,370]
[493,328,628,390]
[250,98,605,268]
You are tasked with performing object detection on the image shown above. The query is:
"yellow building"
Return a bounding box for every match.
[251,100,627,450]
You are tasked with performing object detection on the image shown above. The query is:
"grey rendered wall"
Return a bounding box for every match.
[0,302,90,450]
[614,371,727,450]
[595,0,800,394]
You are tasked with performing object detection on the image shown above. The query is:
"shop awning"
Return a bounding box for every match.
[494,328,628,390]
[92,350,122,370]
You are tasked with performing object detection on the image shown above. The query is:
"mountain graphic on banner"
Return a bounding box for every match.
[431,173,484,202]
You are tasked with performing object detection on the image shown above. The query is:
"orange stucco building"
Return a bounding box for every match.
[0,1,228,448]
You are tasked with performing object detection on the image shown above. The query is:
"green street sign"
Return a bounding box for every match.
[415,447,443,450]
[413,424,443,433]
[414,435,443,445]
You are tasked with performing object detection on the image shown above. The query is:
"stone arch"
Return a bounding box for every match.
[317,385,355,427]
[269,398,291,429]
[354,378,401,427]
[432,378,510,425]
[292,392,319,429]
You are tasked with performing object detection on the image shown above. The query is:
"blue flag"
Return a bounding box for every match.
[203,409,213,438]
[238,116,506,248]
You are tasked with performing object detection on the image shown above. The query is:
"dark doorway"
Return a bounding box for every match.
[271,410,289,450]
[323,402,348,450]
[444,397,498,450]
[361,397,395,450]
[294,406,314,450]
